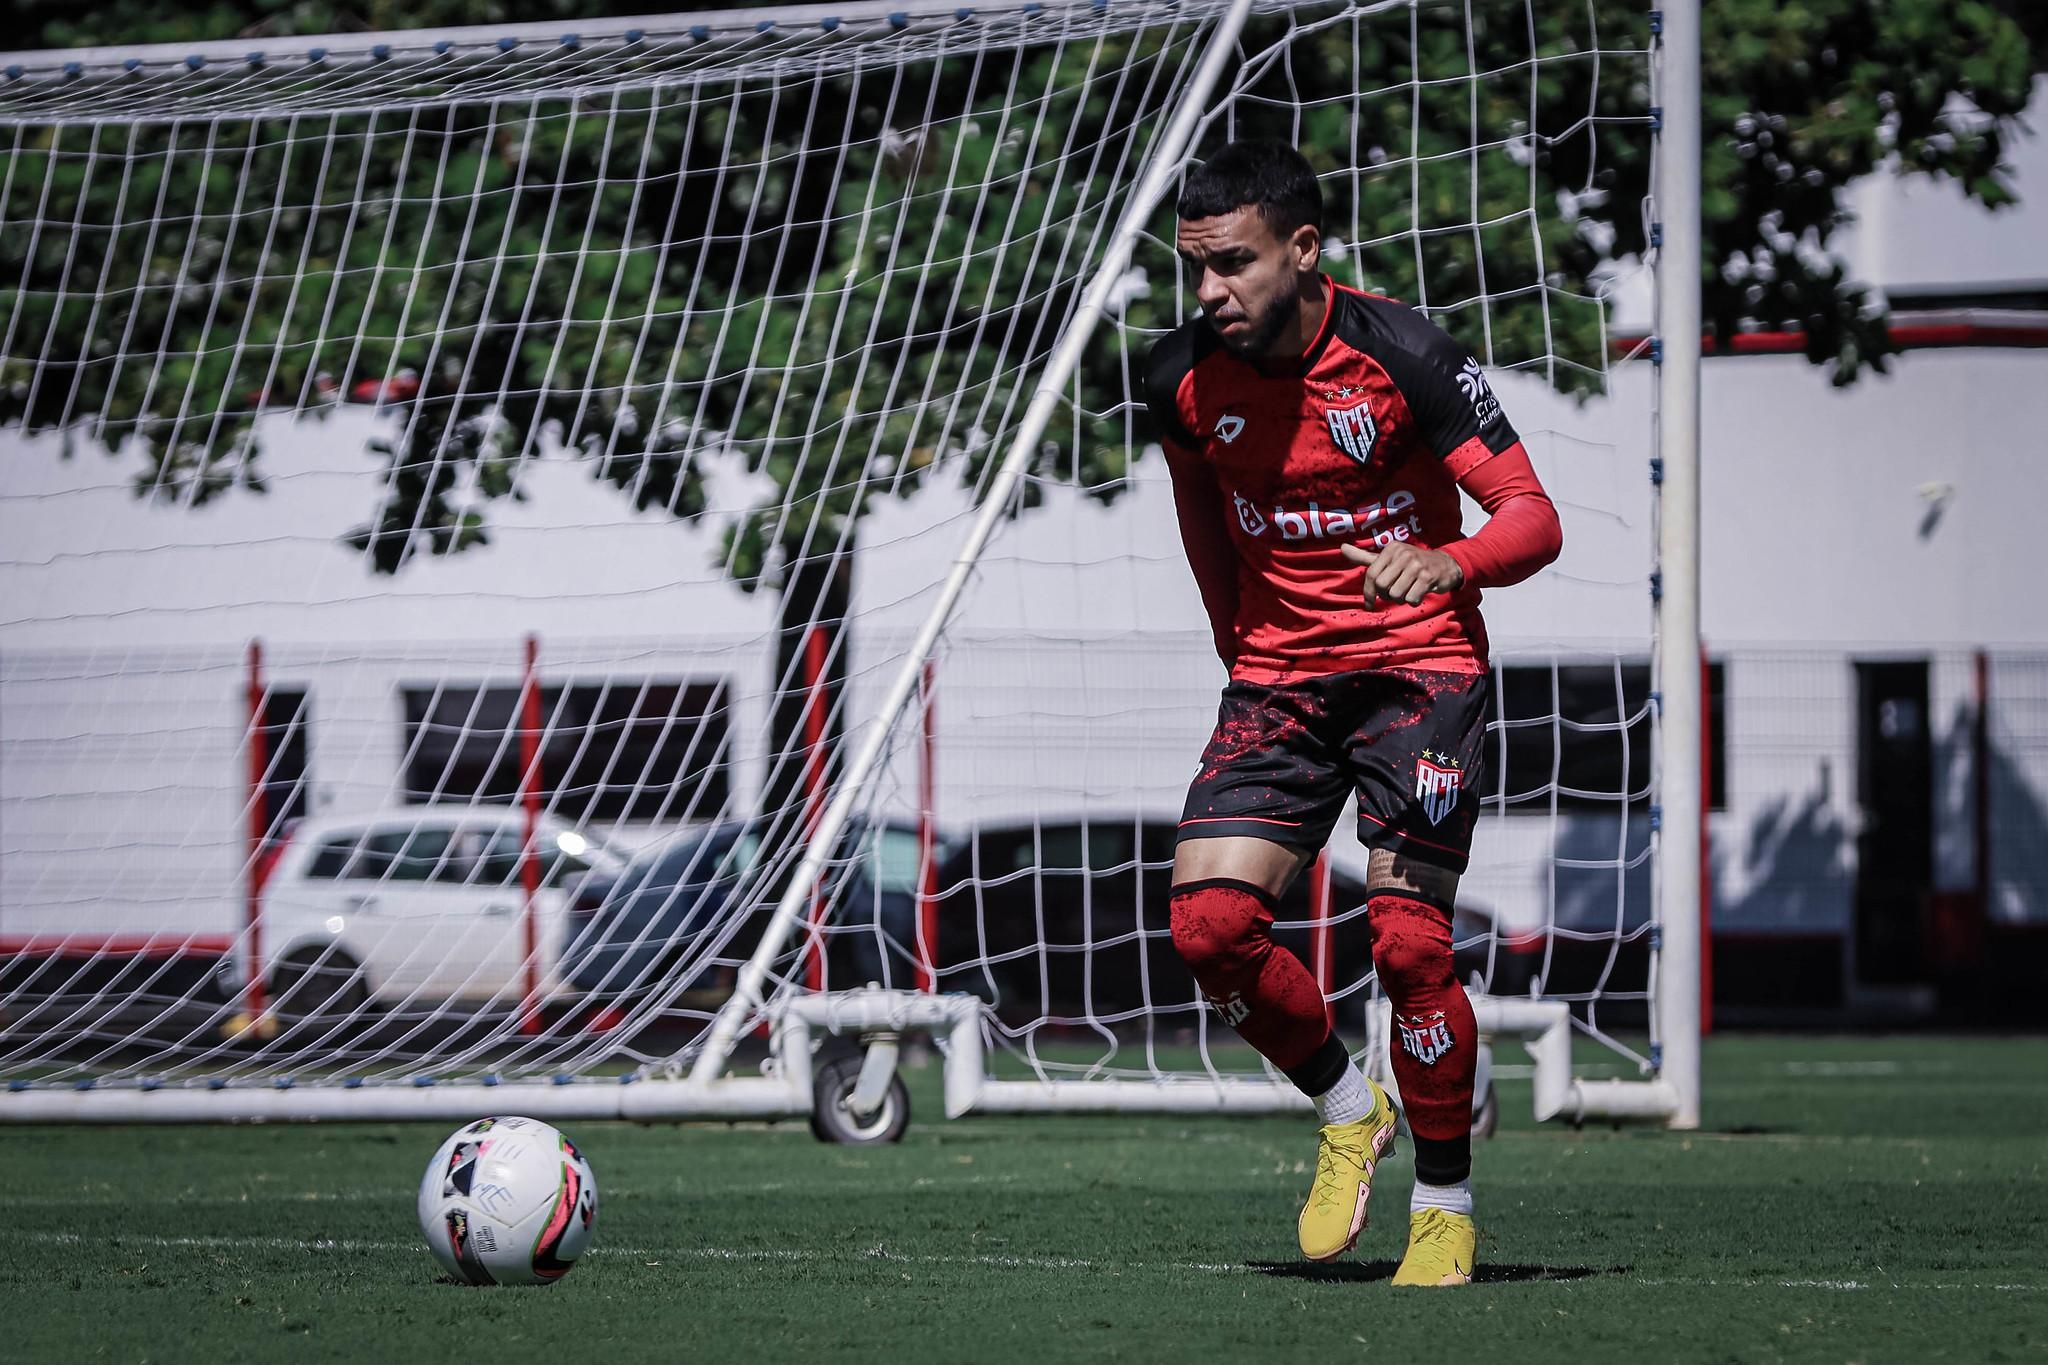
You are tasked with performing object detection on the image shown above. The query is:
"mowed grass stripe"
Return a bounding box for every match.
[18,1229,2047,1295]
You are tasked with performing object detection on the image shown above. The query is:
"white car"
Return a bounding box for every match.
[254,808,624,1015]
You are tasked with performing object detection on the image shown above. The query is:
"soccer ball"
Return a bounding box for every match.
[417,1115,598,1285]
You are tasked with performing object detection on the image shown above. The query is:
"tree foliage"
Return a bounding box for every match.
[1696,0,2043,376]
[2,0,2042,581]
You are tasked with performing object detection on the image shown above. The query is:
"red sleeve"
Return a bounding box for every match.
[1441,440,1563,590]
[1163,439,1241,664]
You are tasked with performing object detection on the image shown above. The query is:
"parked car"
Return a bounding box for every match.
[928,816,1507,1027]
[251,808,624,1016]
[561,818,941,1001]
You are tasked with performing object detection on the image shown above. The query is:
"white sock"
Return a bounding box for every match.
[1411,1178,1474,1217]
[1312,1059,1376,1126]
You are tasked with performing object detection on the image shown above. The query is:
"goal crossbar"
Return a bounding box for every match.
[0,0,1138,75]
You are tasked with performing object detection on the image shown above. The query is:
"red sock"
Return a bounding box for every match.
[1369,891,1476,1185]
[1170,880,1341,1088]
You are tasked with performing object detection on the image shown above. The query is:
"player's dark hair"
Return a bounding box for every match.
[1176,139,1323,237]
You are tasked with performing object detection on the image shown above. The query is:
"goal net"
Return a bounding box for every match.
[0,0,1691,1125]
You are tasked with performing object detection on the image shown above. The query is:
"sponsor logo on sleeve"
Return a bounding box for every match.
[1458,358,1502,429]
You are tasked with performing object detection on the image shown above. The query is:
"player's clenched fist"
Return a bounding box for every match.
[1340,541,1465,608]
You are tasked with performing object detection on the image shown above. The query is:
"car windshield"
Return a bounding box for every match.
[623,824,907,895]
[556,828,625,879]
[1001,824,1136,874]
[473,825,622,889]
[646,827,761,887]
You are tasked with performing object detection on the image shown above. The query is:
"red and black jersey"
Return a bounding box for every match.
[1145,276,1562,683]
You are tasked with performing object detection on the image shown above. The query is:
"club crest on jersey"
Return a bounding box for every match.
[1397,1010,1456,1066]
[1415,749,1462,826]
[1325,400,1378,466]
[1232,493,1269,537]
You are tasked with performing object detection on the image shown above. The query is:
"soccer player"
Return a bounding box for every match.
[1146,140,1563,1286]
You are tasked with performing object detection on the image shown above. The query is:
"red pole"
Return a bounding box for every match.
[1308,851,1332,999]
[915,660,939,993]
[243,640,269,1023]
[518,634,544,1036]
[1699,649,1714,1036]
[801,626,830,994]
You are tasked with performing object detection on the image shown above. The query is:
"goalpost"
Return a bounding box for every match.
[0,0,1701,1129]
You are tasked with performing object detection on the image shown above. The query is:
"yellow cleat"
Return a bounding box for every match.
[1296,1077,1398,1262]
[1391,1208,1476,1286]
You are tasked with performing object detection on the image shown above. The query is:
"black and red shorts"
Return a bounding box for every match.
[1177,667,1492,872]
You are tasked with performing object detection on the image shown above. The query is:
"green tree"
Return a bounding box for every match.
[3,2,2043,816]
[5,0,2042,555]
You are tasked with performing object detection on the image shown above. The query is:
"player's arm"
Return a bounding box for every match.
[1342,444,1561,606]
[1163,439,1241,664]
[1439,442,1561,589]
[1342,323,1562,606]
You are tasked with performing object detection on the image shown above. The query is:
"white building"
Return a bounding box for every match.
[3,86,2046,1018]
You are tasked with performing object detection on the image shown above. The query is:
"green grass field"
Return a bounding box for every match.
[5,1035,2044,1364]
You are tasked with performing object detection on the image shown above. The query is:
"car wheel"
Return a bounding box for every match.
[270,948,368,1021]
[808,1050,910,1145]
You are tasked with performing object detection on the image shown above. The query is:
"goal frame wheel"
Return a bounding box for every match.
[1470,1037,1498,1138]
[1472,1084,1500,1140]
[808,1044,910,1145]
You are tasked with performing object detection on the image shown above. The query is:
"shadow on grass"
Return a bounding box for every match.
[1248,1260,1619,1284]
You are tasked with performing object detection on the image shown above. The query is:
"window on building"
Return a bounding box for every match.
[1487,661,1726,814]
[401,679,731,822]
[258,687,312,843]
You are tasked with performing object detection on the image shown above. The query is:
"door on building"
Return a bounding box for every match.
[1853,660,1934,986]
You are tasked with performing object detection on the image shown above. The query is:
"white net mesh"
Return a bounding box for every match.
[0,0,1665,1109]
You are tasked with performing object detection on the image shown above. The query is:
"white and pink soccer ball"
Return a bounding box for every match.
[417,1116,598,1285]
